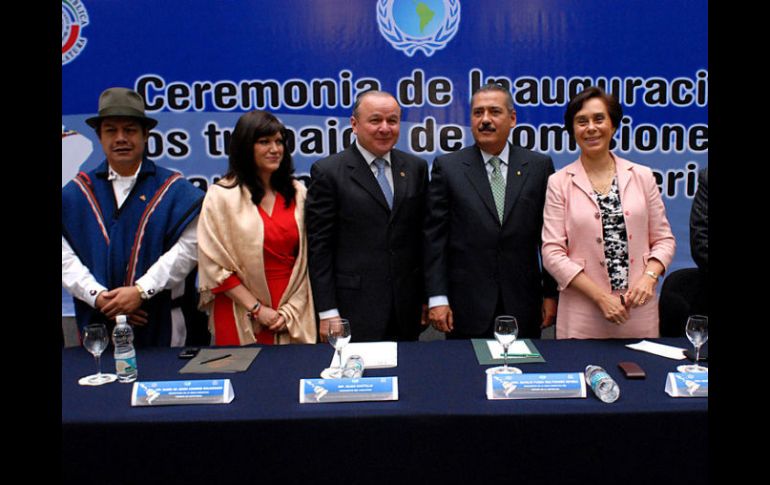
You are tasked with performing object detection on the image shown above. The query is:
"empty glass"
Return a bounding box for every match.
[489,315,522,374]
[326,318,351,378]
[679,315,708,373]
[80,323,117,385]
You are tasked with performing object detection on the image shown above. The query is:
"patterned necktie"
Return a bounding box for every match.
[489,156,505,223]
[374,158,393,209]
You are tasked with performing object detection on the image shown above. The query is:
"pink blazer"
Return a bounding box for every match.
[541,154,676,339]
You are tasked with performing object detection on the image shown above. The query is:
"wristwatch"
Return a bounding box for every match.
[135,283,153,300]
[644,271,659,281]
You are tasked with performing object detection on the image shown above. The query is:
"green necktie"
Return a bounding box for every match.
[489,156,505,223]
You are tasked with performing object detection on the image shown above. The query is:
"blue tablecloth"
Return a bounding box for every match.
[62,338,708,484]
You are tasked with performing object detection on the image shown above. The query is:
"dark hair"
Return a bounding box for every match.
[471,83,515,112]
[564,86,622,137]
[221,110,295,207]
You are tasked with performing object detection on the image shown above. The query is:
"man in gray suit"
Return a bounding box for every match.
[306,91,429,342]
[424,83,558,339]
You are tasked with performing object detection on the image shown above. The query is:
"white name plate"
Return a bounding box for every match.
[487,372,587,400]
[665,372,708,397]
[131,379,235,406]
[299,376,398,403]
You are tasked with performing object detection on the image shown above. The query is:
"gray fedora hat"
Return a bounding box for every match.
[85,87,158,129]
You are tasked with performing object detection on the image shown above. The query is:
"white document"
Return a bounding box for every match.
[330,342,398,369]
[626,340,687,360]
[486,340,535,359]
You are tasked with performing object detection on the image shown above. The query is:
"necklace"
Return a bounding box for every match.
[585,159,616,195]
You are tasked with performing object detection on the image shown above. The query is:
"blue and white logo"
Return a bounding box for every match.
[377,0,461,57]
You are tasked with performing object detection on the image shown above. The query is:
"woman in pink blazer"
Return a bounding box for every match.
[542,87,675,339]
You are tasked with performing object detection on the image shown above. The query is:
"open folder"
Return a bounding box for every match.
[180,348,261,373]
[471,339,545,365]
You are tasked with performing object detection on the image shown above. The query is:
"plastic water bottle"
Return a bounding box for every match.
[585,365,619,403]
[342,355,365,378]
[112,315,138,383]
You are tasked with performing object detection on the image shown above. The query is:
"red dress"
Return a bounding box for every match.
[211,193,299,345]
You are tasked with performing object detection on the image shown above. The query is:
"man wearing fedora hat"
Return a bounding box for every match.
[62,87,206,347]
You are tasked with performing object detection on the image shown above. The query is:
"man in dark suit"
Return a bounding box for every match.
[689,166,708,316]
[424,83,558,339]
[306,91,429,342]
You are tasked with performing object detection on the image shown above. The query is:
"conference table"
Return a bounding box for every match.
[62,338,708,484]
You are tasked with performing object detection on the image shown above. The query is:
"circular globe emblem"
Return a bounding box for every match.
[377,0,461,57]
[62,0,89,65]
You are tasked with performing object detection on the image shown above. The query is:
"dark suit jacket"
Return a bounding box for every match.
[306,142,429,341]
[424,143,558,338]
[689,167,708,273]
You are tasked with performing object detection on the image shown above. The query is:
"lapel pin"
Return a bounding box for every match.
[139,195,147,201]
[400,171,406,177]
[516,170,522,176]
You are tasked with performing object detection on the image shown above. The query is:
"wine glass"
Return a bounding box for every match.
[327,318,351,378]
[81,323,115,385]
[491,315,521,374]
[679,315,708,373]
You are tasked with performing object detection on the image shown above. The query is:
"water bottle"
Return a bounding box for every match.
[585,365,619,403]
[341,355,365,378]
[112,315,138,383]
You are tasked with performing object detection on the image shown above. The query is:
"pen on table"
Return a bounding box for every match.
[502,353,542,358]
[199,354,232,365]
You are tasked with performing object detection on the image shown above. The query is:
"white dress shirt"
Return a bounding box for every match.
[480,144,510,185]
[359,143,394,192]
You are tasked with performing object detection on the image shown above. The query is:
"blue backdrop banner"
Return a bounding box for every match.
[62,0,708,316]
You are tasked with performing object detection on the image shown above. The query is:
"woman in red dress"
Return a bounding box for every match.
[197,111,316,345]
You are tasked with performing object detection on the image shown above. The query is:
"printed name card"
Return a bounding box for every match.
[299,377,398,403]
[487,372,587,400]
[665,372,708,397]
[131,379,235,406]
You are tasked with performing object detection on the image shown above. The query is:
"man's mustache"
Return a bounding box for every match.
[478,123,496,132]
